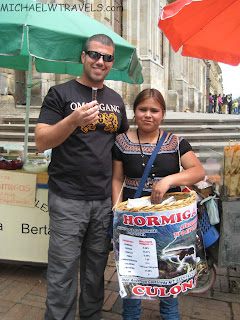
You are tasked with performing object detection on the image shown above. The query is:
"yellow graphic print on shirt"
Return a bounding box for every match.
[81,112,118,133]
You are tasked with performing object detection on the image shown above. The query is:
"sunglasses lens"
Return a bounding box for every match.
[87,51,114,62]
[103,54,114,62]
[88,51,100,60]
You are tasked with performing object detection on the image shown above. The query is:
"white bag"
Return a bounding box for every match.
[200,195,220,225]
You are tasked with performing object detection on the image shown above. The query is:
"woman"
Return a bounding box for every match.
[112,88,205,320]
[208,93,214,113]
[233,100,239,114]
[218,94,223,114]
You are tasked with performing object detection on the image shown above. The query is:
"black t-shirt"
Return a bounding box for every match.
[37,79,129,200]
[112,132,192,201]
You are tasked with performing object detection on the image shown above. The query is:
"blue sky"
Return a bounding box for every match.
[219,63,240,99]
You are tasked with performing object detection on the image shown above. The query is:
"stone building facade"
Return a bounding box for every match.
[0,0,223,116]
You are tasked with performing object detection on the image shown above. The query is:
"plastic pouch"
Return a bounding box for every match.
[200,195,220,225]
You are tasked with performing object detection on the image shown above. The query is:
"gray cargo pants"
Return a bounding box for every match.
[44,190,112,320]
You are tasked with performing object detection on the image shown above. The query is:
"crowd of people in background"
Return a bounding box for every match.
[208,93,239,114]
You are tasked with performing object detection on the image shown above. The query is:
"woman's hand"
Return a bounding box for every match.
[150,177,172,204]
[150,150,205,204]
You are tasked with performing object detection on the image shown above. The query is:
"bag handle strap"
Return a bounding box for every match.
[134,131,167,199]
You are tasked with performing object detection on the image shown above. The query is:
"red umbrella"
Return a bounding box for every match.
[158,0,240,66]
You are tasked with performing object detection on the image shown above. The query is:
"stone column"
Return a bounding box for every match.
[122,0,141,111]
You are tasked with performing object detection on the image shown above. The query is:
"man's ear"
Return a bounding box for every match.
[81,51,86,64]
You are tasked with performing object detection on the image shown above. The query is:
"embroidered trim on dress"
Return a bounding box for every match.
[115,133,181,155]
[124,176,177,193]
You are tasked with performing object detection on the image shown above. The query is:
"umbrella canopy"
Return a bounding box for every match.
[0,0,143,83]
[0,0,143,160]
[158,0,240,66]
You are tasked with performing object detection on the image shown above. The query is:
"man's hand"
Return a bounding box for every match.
[35,100,99,152]
[70,100,99,127]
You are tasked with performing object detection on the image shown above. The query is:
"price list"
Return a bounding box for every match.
[119,234,158,278]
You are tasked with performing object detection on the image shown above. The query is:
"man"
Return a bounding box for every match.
[222,94,228,114]
[35,34,129,320]
[227,93,233,114]
[208,93,214,113]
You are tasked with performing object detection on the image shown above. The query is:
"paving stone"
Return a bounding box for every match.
[22,293,46,303]
[105,280,120,292]
[20,307,46,320]
[102,311,122,319]
[141,298,159,312]
[104,266,116,282]
[229,267,240,277]
[218,274,230,292]
[107,252,117,268]
[20,293,46,309]
[213,274,221,291]
[1,303,32,320]
[140,308,153,319]
[0,299,15,316]
[232,302,240,320]
[0,278,15,293]
[213,291,240,303]
[215,267,228,276]
[0,264,21,277]
[102,291,119,312]
[0,281,35,303]
[10,266,46,284]
[0,250,239,320]
[148,310,161,319]
[111,271,119,283]
[110,296,123,315]
[192,308,231,320]
[29,283,47,297]
[104,289,111,303]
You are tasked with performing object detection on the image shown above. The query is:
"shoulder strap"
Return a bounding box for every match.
[134,131,167,199]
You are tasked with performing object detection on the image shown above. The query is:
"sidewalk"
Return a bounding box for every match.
[165,111,240,120]
[0,251,239,320]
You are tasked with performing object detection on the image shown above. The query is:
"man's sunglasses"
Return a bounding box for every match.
[86,51,114,62]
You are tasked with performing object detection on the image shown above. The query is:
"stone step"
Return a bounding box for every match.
[3,112,240,125]
[1,129,238,143]
[178,132,240,141]
[0,124,36,133]
[0,112,239,162]
[164,117,240,125]
[131,124,240,139]
[0,132,35,142]
[0,115,39,125]
[134,122,240,129]
[1,123,239,135]
[161,124,240,132]
[2,122,240,134]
